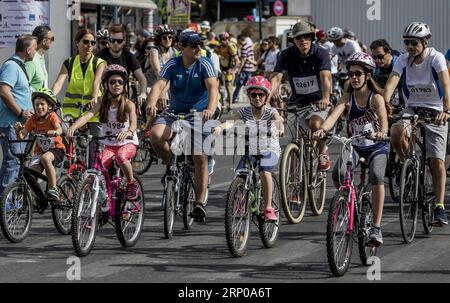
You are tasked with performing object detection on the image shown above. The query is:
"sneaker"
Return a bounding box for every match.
[264,207,277,222]
[125,180,140,201]
[191,202,207,222]
[433,206,448,226]
[367,226,383,247]
[48,187,60,201]
[208,157,215,176]
[318,152,331,171]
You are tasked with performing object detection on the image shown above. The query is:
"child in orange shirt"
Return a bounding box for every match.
[15,88,65,201]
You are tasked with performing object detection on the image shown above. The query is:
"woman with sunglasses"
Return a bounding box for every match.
[148,24,176,110]
[66,64,140,201]
[137,37,156,89]
[313,53,389,247]
[383,22,450,226]
[213,76,284,221]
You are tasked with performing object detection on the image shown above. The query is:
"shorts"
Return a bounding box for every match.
[221,69,234,83]
[332,148,387,187]
[30,148,65,169]
[101,143,137,168]
[393,106,448,161]
[236,151,280,172]
[286,104,330,140]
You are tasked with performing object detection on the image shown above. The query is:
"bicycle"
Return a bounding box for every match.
[277,103,327,224]
[396,110,439,244]
[386,106,404,203]
[159,110,213,238]
[223,128,281,257]
[132,117,159,175]
[0,133,75,242]
[325,132,385,277]
[71,133,145,257]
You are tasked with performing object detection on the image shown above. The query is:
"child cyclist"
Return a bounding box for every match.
[66,64,139,200]
[15,88,65,201]
[313,52,389,246]
[213,76,284,221]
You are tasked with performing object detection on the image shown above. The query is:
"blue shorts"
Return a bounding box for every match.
[236,151,279,172]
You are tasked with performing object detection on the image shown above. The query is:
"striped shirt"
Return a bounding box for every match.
[237,106,281,156]
[241,38,256,72]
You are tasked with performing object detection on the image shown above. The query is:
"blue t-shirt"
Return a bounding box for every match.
[0,55,32,127]
[160,56,216,113]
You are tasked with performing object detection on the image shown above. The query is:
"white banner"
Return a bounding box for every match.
[0,0,50,48]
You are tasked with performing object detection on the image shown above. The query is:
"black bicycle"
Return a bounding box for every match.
[0,133,75,242]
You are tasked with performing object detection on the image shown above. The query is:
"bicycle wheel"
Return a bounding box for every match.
[163,180,176,239]
[307,145,327,216]
[387,145,401,203]
[258,174,281,248]
[279,143,307,224]
[326,193,353,277]
[71,175,99,257]
[0,182,32,243]
[225,176,251,257]
[398,158,418,244]
[182,180,195,230]
[115,176,145,247]
[132,118,154,175]
[52,176,76,235]
[357,195,376,266]
[421,163,434,234]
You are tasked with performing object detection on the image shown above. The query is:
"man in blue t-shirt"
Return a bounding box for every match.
[146,31,218,222]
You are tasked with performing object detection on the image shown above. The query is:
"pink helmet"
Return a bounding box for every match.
[246,76,271,94]
[102,64,128,83]
[345,52,376,72]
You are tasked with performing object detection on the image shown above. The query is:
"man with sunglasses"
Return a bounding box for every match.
[26,25,54,91]
[95,28,109,55]
[270,20,332,171]
[98,24,147,107]
[370,39,403,107]
[384,22,450,226]
[147,31,218,223]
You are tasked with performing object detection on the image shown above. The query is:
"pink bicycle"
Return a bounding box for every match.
[71,133,145,257]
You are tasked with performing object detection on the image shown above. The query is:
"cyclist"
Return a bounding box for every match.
[15,88,65,201]
[328,27,362,74]
[233,33,257,104]
[384,22,450,226]
[146,31,218,222]
[95,28,109,54]
[213,76,283,221]
[313,52,389,246]
[218,32,240,112]
[270,20,332,171]
[66,64,140,201]
[369,39,403,107]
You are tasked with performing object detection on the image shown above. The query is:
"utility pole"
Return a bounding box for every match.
[258,0,262,42]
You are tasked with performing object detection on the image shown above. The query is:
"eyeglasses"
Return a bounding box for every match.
[108,38,124,44]
[188,42,203,49]
[82,39,96,46]
[162,35,173,41]
[372,53,386,60]
[109,79,124,86]
[404,39,420,46]
[146,46,153,50]
[100,40,108,46]
[249,92,266,99]
[347,71,365,78]
[294,34,313,40]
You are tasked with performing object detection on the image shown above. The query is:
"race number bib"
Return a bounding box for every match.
[292,76,319,95]
[38,136,55,152]
[408,85,438,100]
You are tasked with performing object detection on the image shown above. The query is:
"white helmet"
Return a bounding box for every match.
[200,21,211,31]
[345,52,377,73]
[327,27,344,41]
[403,22,432,39]
[96,28,109,39]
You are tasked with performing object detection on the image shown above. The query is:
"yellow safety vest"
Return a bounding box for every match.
[63,54,105,122]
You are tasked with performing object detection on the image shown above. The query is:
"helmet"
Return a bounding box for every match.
[200,21,211,31]
[316,29,326,40]
[32,87,59,110]
[102,64,128,84]
[327,27,344,41]
[219,32,230,41]
[246,76,272,95]
[179,30,201,46]
[403,21,432,39]
[344,30,356,39]
[96,29,109,39]
[345,52,376,73]
[291,21,315,38]
[155,24,174,37]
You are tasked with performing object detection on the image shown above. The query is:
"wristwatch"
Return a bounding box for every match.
[17,109,24,118]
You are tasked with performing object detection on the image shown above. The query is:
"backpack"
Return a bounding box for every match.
[5,57,30,84]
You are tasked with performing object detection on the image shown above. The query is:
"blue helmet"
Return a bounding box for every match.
[179,30,201,46]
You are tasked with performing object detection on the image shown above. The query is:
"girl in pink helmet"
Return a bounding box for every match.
[214,76,284,221]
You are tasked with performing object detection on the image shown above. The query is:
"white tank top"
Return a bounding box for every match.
[100,107,138,146]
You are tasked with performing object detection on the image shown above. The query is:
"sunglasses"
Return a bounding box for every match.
[146,46,153,50]
[249,92,266,99]
[109,38,124,44]
[100,40,108,46]
[162,35,173,41]
[294,34,313,40]
[82,39,96,46]
[188,42,203,49]
[348,70,365,78]
[404,39,420,46]
[109,79,124,86]
[372,53,386,60]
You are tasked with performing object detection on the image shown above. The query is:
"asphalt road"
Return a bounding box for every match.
[1,134,450,284]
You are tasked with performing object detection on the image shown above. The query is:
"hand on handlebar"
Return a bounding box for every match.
[372,131,387,141]
[318,99,331,111]
[212,126,223,136]
[117,130,132,142]
[434,112,450,126]
[66,127,76,138]
[312,129,326,140]
[202,109,215,121]
[146,105,158,118]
